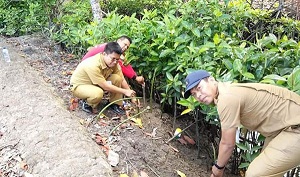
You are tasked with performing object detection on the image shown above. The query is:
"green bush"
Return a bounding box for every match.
[0,0,56,36]
[51,0,92,54]
[50,0,300,104]
[100,0,178,19]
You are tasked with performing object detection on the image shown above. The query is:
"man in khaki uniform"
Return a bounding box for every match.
[184,70,300,177]
[70,42,135,114]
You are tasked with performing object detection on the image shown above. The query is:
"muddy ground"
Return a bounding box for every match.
[1,34,240,177]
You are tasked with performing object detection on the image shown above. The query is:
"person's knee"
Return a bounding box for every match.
[245,161,280,177]
[245,168,260,177]
[245,158,266,177]
[90,95,103,103]
[88,90,103,105]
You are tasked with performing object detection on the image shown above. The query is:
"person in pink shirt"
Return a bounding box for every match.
[82,36,145,85]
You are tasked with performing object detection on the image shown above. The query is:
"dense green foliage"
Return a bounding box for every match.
[100,0,174,19]
[0,0,56,36]
[51,1,92,53]
[1,0,300,174]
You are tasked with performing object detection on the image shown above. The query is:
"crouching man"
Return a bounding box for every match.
[70,42,135,114]
[184,70,300,177]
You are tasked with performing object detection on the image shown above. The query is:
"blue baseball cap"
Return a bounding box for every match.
[184,70,210,99]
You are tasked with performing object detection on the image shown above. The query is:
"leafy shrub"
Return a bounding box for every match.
[50,0,92,54]
[100,0,178,19]
[0,0,56,36]
[50,0,300,105]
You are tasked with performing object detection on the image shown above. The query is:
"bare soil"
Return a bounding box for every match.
[3,34,240,177]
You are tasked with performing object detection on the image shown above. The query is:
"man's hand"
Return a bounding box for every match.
[131,98,141,107]
[135,76,145,85]
[131,98,137,105]
[124,89,136,97]
[210,165,224,177]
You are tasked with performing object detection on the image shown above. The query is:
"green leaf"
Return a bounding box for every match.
[240,42,246,48]
[181,108,192,115]
[159,49,174,58]
[234,48,244,59]
[219,41,231,50]
[222,59,233,70]
[236,143,248,151]
[287,69,300,91]
[238,163,250,169]
[251,151,261,161]
[177,99,191,107]
[233,59,242,73]
[246,152,251,161]
[187,46,197,54]
[263,74,287,81]
[174,86,181,92]
[150,50,159,56]
[213,33,221,45]
[250,145,262,153]
[269,33,277,44]
[257,134,265,142]
[199,45,210,54]
[166,72,173,81]
[242,72,255,79]
[213,9,222,17]
[260,79,276,84]
[192,28,201,37]
[182,21,191,29]
[204,27,212,37]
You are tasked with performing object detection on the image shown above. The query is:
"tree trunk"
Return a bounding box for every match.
[90,0,103,21]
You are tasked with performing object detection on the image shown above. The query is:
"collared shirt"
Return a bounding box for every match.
[216,82,300,137]
[81,43,137,79]
[70,53,124,87]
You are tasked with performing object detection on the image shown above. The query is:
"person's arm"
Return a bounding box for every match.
[211,127,237,177]
[98,81,135,97]
[121,78,139,105]
[121,78,130,90]
[118,59,145,85]
[118,61,136,78]
[135,76,145,85]
[82,43,106,61]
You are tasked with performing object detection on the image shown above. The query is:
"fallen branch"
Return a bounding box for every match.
[142,158,161,177]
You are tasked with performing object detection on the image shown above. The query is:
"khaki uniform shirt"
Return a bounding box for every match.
[70,53,124,88]
[216,82,300,137]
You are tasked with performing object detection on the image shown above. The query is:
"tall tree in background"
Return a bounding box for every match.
[90,0,102,21]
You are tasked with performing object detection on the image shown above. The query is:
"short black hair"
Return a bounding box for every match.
[104,42,122,55]
[117,35,132,44]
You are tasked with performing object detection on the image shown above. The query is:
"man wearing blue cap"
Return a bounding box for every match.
[184,70,300,177]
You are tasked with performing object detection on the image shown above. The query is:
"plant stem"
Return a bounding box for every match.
[150,68,157,112]
[108,107,149,137]
[165,121,196,143]
[96,96,142,120]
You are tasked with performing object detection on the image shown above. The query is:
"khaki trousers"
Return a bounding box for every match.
[246,126,300,177]
[71,74,123,108]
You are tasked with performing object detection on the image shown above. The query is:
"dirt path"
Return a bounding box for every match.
[0,35,240,177]
[0,37,112,177]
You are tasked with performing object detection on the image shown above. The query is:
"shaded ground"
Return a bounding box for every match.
[1,34,240,177]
